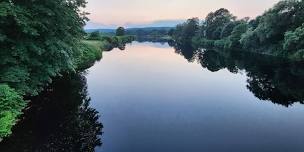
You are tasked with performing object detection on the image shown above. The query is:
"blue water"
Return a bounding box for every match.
[87,42,304,152]
[1,42,304,152]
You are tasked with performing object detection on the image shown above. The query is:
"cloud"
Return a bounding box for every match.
[124,19,186,28]
[85,21,117,29]
[86,0,280,27]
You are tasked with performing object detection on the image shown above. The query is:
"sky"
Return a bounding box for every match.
[85,0,280,29]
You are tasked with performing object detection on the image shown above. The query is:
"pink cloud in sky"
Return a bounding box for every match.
[85,0,280,28]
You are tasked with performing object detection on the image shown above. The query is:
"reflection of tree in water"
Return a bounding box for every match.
[245,63,304,107]
[118,45,126,51]
[0,73,103,152]
[169,41,199,62]
[174,44,304,107]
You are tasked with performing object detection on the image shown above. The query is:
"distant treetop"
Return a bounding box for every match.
[116,27,125,36]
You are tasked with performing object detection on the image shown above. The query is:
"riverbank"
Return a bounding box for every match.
[169,1,304,61]
[0,40,103,139]
[0,0,136,141]
[0,36,134,140]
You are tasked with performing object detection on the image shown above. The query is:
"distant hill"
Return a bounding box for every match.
[126,27,174,32]
[85,29,115,33]
[85,27,174,34]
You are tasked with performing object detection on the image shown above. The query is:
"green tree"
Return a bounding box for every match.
[88,31,101,40]
[0,0,87,95]
[172,18,200,44]
[0,84,26,138]
[284,24,304,51]
[241,0,304,52]
[171,0,304,60]
[220,22,238,38]
[240,29,260,50]
[0,0,88,138]
[284,24,304,59]
[204,8,236,40]
[116,27,125,36]
[227,22,248,49]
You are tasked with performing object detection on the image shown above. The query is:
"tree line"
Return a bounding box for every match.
[170,0,304,60]
[86,27,135,51]
[125,27,172,41]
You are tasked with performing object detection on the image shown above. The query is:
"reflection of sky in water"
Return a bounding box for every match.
[131,41,171,49]
[87,42,304,152]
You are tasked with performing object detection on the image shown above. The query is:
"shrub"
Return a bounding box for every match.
[214,39,229,50]
[0,84,26,138]
[201,39,215,49]
[74,41,103,70]
[87,31,102,40]
[284,24,304,54]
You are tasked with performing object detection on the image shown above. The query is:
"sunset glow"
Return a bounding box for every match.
[85,0,280,28]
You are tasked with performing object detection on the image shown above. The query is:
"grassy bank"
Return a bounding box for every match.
[0,35,134,140]
[0,40,103,139]
[0,40,102,139]
[86,35,135,50]
[75,40,104,70]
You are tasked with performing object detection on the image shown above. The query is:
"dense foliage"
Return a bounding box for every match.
[87,31,102,40]
[283,24,304,59]
[0,0,105,139]
[171,18,200,44]
[170,0,304,60]
[116,27,125,36]
[0,85,25,138]
[86,30,135,50]
[86,27,173,42]
[126,27,173,42]
[0,0,88,95]
[75,41,103,70]
[204,8,236,40]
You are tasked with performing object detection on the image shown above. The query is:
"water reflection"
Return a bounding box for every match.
[173,44,199,62]
[84,42,304,152]
[136,37,169,44]
[171,43,304,107]
[0,73,103,152]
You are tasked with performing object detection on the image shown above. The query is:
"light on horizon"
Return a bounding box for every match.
[85,0,280,29]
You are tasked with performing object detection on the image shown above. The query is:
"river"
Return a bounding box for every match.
[1,42,304,152]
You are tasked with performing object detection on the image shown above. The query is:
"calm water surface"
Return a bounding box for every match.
[88,42,304,152]
[1,42,304,152]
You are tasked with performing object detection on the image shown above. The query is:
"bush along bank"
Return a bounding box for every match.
[170,0,304,60]
[0,41,102,140]
[0,35,134,140]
